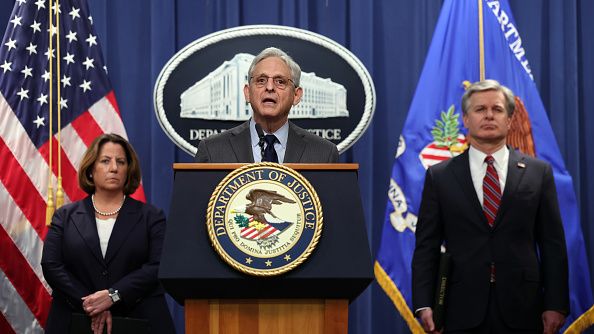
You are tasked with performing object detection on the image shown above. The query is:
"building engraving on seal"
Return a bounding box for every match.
[207,163,323,276]
[180,53,349,121]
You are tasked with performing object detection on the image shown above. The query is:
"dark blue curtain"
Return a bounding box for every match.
[2,1,593,333]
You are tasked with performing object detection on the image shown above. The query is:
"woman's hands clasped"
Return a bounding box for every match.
[82,289,114,334]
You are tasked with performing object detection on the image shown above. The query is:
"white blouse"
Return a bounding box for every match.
[96,217,116,257]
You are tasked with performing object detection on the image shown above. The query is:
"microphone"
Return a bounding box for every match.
[255,123,265,159]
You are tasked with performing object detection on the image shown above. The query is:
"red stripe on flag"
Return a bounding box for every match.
[0,137,48,240]
[241,227,256,238]
[38,140,87,202]
[0,311,16,334]
[260,226,278,239]
[106,91,121,116]
[420,154,450,161]
[130,187,146,202]
[0,226,51,327]
[71,111,105,146]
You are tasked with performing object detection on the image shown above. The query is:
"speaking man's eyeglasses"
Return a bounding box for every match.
[250,75,295,90]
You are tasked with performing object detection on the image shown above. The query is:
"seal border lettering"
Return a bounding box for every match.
[206,162,323,276]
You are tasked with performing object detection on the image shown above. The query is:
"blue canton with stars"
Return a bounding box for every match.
[0,0,112,148]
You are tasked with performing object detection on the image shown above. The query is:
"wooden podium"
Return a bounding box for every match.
[185,299,348,334]
[159,164,373,334]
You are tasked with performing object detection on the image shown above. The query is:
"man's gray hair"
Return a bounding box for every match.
[461,79,515,116]
[248,47,302,87]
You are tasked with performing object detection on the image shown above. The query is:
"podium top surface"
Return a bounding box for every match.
[173,163,359,171]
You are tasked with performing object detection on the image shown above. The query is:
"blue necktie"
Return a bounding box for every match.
[262,134,278,163]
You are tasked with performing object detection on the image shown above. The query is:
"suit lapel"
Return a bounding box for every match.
[73,198,105,264]
[493,148,526,230]
[229,121,254,163]
[284,122,306,163]
[103,198,141,264]
[451,150,490,228]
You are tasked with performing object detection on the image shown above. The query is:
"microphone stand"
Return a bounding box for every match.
[255,123,266,161]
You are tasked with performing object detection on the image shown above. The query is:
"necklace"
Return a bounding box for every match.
[92,194,126,216]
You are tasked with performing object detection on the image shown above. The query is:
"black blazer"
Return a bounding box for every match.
[194,120,339,163]
[412,148,569,331]
[41,197,174,333]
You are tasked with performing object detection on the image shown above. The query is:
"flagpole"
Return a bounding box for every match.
[46,0,55,226]
[478,0,485,81]
[55,0,64,208]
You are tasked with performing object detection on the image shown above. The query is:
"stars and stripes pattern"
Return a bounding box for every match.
[239,215,292,240]
[241,224,281,240]
[482,155,501,226]
[0,0,144,333]
[418,134,467,169]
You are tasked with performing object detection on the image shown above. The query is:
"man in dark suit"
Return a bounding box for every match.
[412,80,569,333]
[195,47,339,163]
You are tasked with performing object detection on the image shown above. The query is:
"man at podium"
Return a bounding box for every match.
[194,47,338,164]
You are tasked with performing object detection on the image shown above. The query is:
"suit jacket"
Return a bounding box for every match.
[412,148,569,331]
[41,197,175,334]
[194,120,339,163]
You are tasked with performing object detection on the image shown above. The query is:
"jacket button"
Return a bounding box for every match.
[101,270,108,276]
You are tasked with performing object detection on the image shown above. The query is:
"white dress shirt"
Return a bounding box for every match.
[249,118,289,163]
[468,145,509,206]
[416,145,509,315]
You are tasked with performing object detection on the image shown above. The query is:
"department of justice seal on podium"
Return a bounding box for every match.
[206,163,323,276]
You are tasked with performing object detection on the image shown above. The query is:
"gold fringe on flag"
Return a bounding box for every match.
[56,177,64,208]
[374,261,425,334]
[55,0,64,208]
[45,186,55,226]
[46,0,55,226]
[46,0,65,224]
[564,304,594,333]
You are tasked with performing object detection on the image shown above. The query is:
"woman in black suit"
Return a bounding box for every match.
[41,133,175,334]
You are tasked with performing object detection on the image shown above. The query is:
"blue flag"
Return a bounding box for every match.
[374,0,593,332]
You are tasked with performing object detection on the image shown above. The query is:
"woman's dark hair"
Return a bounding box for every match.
[78,133,141,195]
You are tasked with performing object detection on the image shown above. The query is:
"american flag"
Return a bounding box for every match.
[239,216,292,240]
[241,224,282,240]
[0,0,144,332]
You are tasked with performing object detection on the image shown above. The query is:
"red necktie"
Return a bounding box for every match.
[483,155,501,226]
